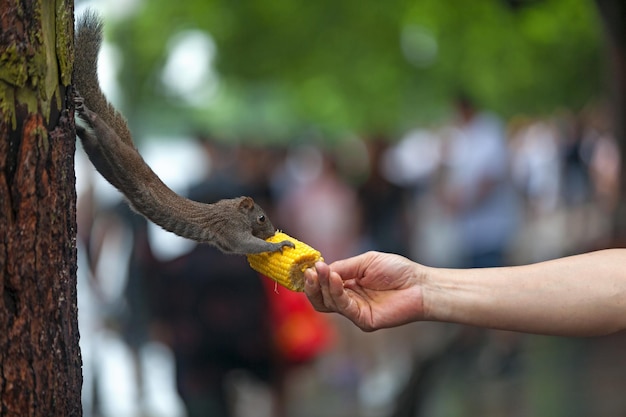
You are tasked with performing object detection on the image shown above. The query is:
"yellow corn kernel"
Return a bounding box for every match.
[247,232,323,292]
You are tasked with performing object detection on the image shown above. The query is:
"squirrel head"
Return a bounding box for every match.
[239,196,277,239]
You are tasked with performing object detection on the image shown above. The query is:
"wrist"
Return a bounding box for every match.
[420,265,442,323]
[420,266,485,326]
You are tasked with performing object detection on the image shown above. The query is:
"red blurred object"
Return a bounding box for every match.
[261,275,335,364]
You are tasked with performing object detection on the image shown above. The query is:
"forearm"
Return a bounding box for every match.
[422,249,626,336]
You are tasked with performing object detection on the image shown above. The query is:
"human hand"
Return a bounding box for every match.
[304,251,426,331]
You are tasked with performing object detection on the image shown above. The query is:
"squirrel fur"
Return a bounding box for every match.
[73,11,294,255]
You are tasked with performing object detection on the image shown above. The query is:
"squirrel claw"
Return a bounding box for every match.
[278,240,295,253]
[73,90,85,108]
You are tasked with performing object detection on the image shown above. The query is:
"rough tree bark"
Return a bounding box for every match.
[0,1,82,416]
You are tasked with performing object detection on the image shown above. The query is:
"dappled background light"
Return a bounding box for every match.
[161,30,219,106]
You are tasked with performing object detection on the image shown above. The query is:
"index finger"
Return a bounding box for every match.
[316,261,360,316]
[304,263,331,312]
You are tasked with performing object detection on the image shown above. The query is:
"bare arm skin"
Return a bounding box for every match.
[73,11,293,255]
[304,249,626,336]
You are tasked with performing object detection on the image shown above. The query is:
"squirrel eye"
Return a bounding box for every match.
[257,215,266,223]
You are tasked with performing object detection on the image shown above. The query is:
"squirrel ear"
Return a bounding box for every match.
[239,196,255,211]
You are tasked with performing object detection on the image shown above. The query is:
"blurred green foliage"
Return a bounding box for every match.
[108,0,605,141]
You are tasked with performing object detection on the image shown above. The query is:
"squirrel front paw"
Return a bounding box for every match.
[278,239,296,252]
[266,239,295,254]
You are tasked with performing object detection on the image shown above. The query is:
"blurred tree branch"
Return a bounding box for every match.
[595,0,626,244]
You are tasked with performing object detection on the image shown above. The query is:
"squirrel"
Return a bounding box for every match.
[73,11,294,255]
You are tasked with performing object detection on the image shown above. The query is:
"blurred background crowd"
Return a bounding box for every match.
[74,0,626,416]
[75,99,624,417]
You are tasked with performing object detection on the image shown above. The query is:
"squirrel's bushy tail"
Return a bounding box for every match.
[73,10,215,241]
[74,10,134,147]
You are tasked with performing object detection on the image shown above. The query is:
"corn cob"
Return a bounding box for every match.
[247,232,323,292]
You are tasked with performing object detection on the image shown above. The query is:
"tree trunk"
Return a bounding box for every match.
[0,1,82,416]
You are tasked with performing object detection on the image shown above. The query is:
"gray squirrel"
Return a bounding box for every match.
[73,11,294,255]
